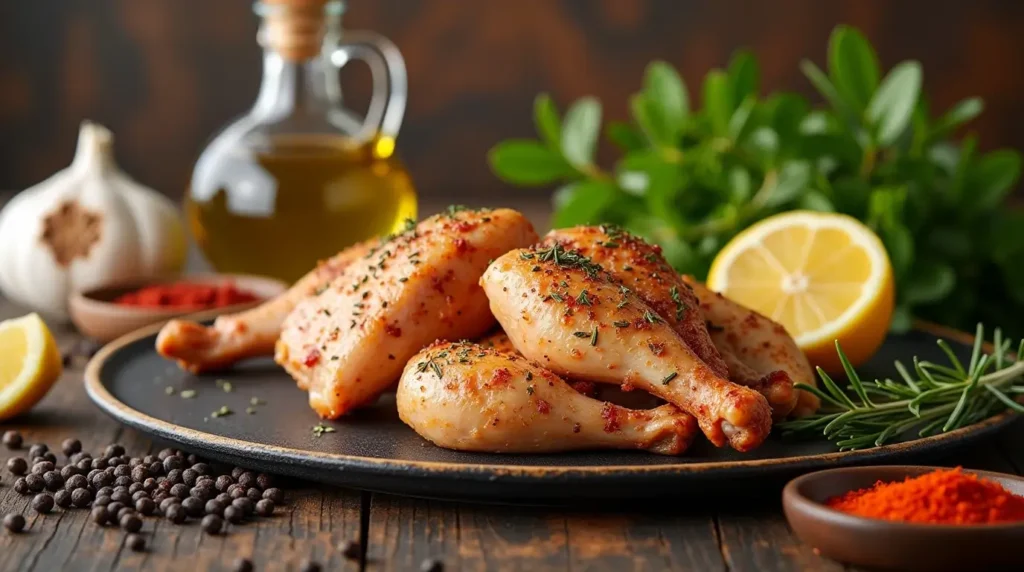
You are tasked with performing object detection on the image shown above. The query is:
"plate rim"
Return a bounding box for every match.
[84,320,1017,479]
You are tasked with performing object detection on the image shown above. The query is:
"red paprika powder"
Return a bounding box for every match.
[114,281,259,310]
[826,467,1024,525]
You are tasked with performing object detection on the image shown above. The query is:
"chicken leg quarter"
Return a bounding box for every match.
[481,244,773,452]
[277,207,539,418]
[398,341,698,454]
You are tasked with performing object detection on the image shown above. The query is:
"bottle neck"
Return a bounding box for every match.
[252,49,340,118]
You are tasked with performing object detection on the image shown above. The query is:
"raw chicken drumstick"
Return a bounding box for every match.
[397,341,698,455]
[683,276,819,418]
[481,244,773,452]
[544,225,729,379]
[156,237,378,372]
[545,225,797,420]
[277,207,539,418]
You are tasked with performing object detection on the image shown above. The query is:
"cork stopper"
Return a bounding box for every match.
[259,0,335,61]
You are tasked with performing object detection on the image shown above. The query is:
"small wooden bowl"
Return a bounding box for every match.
[783,465,1024,572]
[68,274,287,343]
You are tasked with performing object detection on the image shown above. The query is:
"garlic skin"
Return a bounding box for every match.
[0,121,187,319]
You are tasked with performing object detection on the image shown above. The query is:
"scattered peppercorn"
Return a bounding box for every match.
[125,533,146,552]
[165,503,186,524]
[182,497,204,518]
[25,474,44,492]
[255,499,274,517]
[3,430,23,449]
[120,513,143,532]
[4,513,26,533]
[32,493,55,514]
[339,539,361,560]
[232,557,254,572]
[28,443,47,458]
[54,489,72,508]
[90,506,109,525]
[223,505,244,524]
[263,488,285,504]
[201,514,223,535]
[61,438,82,457]
[299,559,322,572]
[420,557,444,572]
[7,457,28,475]
[135,497,155,516]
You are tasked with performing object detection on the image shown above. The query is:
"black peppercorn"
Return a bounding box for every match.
[181,496,203,518]
[32,493,54,514]
[111,490,131,505]
[170,483,189,500]
[31,460,54,475]
[246,487,263,503]
[13,478,29,495]
[158,497,180,513]
[93,496,111,508]
[204,499,225,517]
[54,489,72,508]
[223,505,244,524]
[103,444,125,459]
[128,482,143,495]
[3,513,26,533]
[420,558,444,572]
[216,493,231,505]
[131,491,148,504]
[255,499,274,517]
[165,503,186,524]
[120,513,143,533]
[232,557,253,572]
[157,448,175,461]
[28,443,47,458]
[2,430,23,449]
[237,472,256,488]
[190,486,212,503]
[135,497,155,516]
[72,488,93,508]
[76,459,92,471]
[6,457,28,475]
[126,533,146,552]
[231,497,254,517]
[163,455,184,473]
[191,462,210,476]
[230,467,244,479]
[66,473,88,491]
[105,501,125,520]
[90,506,109,525]
[148,461,164,476]
[113,476,132,488]
[43,471,64,492]
[339,539,361,560]
[59,465,78,481]
[181,468,198,487]
[201,514,223,535]
[142,478,157,492]
[90,457,108,471]
[299,559,321,572]
[92,472,113,488]
[113,464,131,478]
[255,473,273,489]
[25,473,45,492]
[96,486,113,498]
[229,487,247,500]
[60,438,81,456]
[215,475,234,492]
[263,488,285,504]
[128,457,143,468]
[40,452,57,465]
[130,466,148,483]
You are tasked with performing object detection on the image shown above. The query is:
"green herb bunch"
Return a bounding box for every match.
[778,325,1024,450]
[489,25,1023,335]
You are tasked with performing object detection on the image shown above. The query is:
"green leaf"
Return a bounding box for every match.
[533,94,561,148]
[798,191,835,212]
[702,69,732,137]
[561,97,602,168]
[727,50,759,108]
[883,223,914,279]
[630,94,672,147]
[904,260,955,305]
[866,61,922,145]
[728,95,757,141]
[828,25,880,112]
[488,140,575,186]
[606,121,646,153]
[970,150,1021,211]
[550,180,618,228]
[728,167,753,204]
[644,61,689,139]
[889,304,912,333]
[768,93,810,144]
[930,97,983,142]
[801,60,851,120]
[762,161,811,209]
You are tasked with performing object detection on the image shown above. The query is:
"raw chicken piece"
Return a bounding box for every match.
[397,341,697,455]
[277,207,538,418]
[544,225,728,379]
[156,237,378,372]
[481,244,773,452]
[682,276,819,418]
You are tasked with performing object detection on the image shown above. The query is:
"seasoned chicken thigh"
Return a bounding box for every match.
[683,276,819,417]
[481,244,773,451]
[544,225,728,379]
[156,237,378,372]
[398,341,698,454]
[277,208,538,418]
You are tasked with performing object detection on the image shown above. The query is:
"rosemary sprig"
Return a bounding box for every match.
[778,324,1024,451]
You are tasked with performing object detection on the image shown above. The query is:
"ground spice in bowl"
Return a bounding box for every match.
[113,281,259,310]
[826,467,1024,525]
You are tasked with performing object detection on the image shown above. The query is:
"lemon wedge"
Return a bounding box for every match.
[0,313,63,420]
[707,211,894,373]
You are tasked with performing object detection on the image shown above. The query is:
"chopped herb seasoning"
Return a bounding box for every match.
[573,331,590,338]
[662,372,678,384]
[590,329,599,346]
[532,265,541,272]
[526,386,535,395]
[520,252,536,260]
[211,406,233,418]
[669,286,688,321]
[250,397,264,406]
[246,407,256,415]
[311,423,336,438]
[643,310,662,324]
[525,371,533,381]
[533,244,603,277]
[549,292,564,302]
[575,290,591,306]
[398,277,408,283]
[180,390,197,399]
[445,204,469,216]
[613,321,630,328]
[164,386,175,395]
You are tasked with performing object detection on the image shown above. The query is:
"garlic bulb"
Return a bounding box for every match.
[0,121,187,319]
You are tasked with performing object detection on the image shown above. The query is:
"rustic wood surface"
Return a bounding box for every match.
[3,287,1024,571]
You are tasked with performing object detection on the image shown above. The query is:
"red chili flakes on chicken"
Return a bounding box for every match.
[600,403,622,432]
[535,398,551,414]
[385,323,402,337]
[303,348,321,367]
[490,367,513,387]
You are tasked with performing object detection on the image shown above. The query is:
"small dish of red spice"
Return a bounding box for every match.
[69,274,287,343]
[784,465,1024,571]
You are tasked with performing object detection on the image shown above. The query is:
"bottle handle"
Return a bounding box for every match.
[332,31,407,146]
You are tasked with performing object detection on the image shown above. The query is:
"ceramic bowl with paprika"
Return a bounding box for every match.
[783,465,1024,572]
[69,273,287,343]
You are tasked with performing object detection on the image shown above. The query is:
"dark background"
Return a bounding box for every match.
[1,0,1022,201]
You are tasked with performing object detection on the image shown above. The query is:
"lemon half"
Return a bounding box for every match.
[707,211,894,372]
[0,313,63,420]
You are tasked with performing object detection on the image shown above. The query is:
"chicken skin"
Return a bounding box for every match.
[277,208,539,418]
[156,237,378,373]
[397,341,698,455]
[544,225,729,379]
[481,244,773,452]
[683,276,819,418]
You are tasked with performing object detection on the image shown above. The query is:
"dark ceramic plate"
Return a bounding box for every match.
[85,323,1015,502]
[783,466,1024,572]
